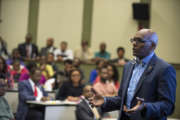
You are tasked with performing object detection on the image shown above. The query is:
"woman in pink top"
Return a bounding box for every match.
[19,62,46,85]
[93,66,117,97]
[8,60,28,87]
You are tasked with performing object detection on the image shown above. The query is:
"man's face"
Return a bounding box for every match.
[100,43,106,52]
[83,85,93,99]
[100,68,108,80]
[13,62,20,71]
[64,63,73,73]
[132,32,153,59]
[81,41,88,50]
[0,80,7,96]
[47,38,53,47]
[60,43,67,51]
[13,50,20,58]
[25,35,32,44]
[118,50,124,59]
[31,70,42,84]
[73,58,80,67]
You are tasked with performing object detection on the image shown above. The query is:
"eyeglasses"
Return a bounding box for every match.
[71,74,81,77]
[130,38,146,44]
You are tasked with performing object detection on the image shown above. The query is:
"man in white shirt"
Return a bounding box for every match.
[74,40,93,63]
[16,68,49,120]
[54,41,73,61]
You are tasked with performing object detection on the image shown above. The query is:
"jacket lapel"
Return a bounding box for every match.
[82,99,94,116]
[132,54,157,100]
[26,80,34,95]
[122,62,135,99]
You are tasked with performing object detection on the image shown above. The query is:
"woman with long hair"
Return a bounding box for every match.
[107,63,120,89]
[56,69,84,102]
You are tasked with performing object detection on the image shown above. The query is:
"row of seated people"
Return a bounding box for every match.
[0,63,119,120]
[0,33,129,66]
[0,49,121,90]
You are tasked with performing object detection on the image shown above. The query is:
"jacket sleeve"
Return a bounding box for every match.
[143,65,176,119]
[101,64,129,112]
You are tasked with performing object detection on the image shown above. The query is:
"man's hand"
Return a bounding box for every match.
[124,97,145,113]
[41,97,50,102]
[89,88,104,107]
[67,96,80,102]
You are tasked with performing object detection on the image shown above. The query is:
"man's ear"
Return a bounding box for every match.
[151,42,156,50]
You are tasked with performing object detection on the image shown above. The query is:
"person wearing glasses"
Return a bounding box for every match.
[56,69,84,102]
[90,29,176,120]
[0,79,15,120]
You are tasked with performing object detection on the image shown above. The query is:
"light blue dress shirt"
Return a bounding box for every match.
[126,52,154,109]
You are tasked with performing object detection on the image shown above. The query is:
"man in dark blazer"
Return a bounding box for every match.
[40,37,56,56]
[18,33,38,60]
[76,85,101,120]
[90,29,176,120]
[16,68,49,120]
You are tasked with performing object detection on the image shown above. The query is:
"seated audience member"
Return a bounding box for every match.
[0,56,8,79]
[89,60,106,84]
[110,47,129,66]
[56,69,84,101]
[56,59,74,87]
[40,37,56,56]
[107,63,120,89]
[54,41,73,61]
[0,36,9,59]
[74,40,93,63]
[0,79,15,120]
[94,63,120,89]
[6,48,24,66]
[38,56,54,80]
[73,58,85,80]
[94,42,110,61]
[0,56,11,88]
[76,85,101,120]
[8,60,28,88]
[47,53,59,73]
[16,68,49,120]
[19,62,46,85]
[93,66,117,97]
[18,33,38,60]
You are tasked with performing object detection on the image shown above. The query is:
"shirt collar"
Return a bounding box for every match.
[29,79,35,86]
[29,79,39,87]
[142,51,154,65]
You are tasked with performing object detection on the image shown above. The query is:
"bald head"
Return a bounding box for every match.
[131,29,158,59]
[83,85,93,99]
[135,29,158,47]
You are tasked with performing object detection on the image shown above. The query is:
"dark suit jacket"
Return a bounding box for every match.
[16,80,48,120]
[40,46,56,56]
[18,43,38,58]
[76,99,94,120]
[101,54,176,120]
[76,99,102,120]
